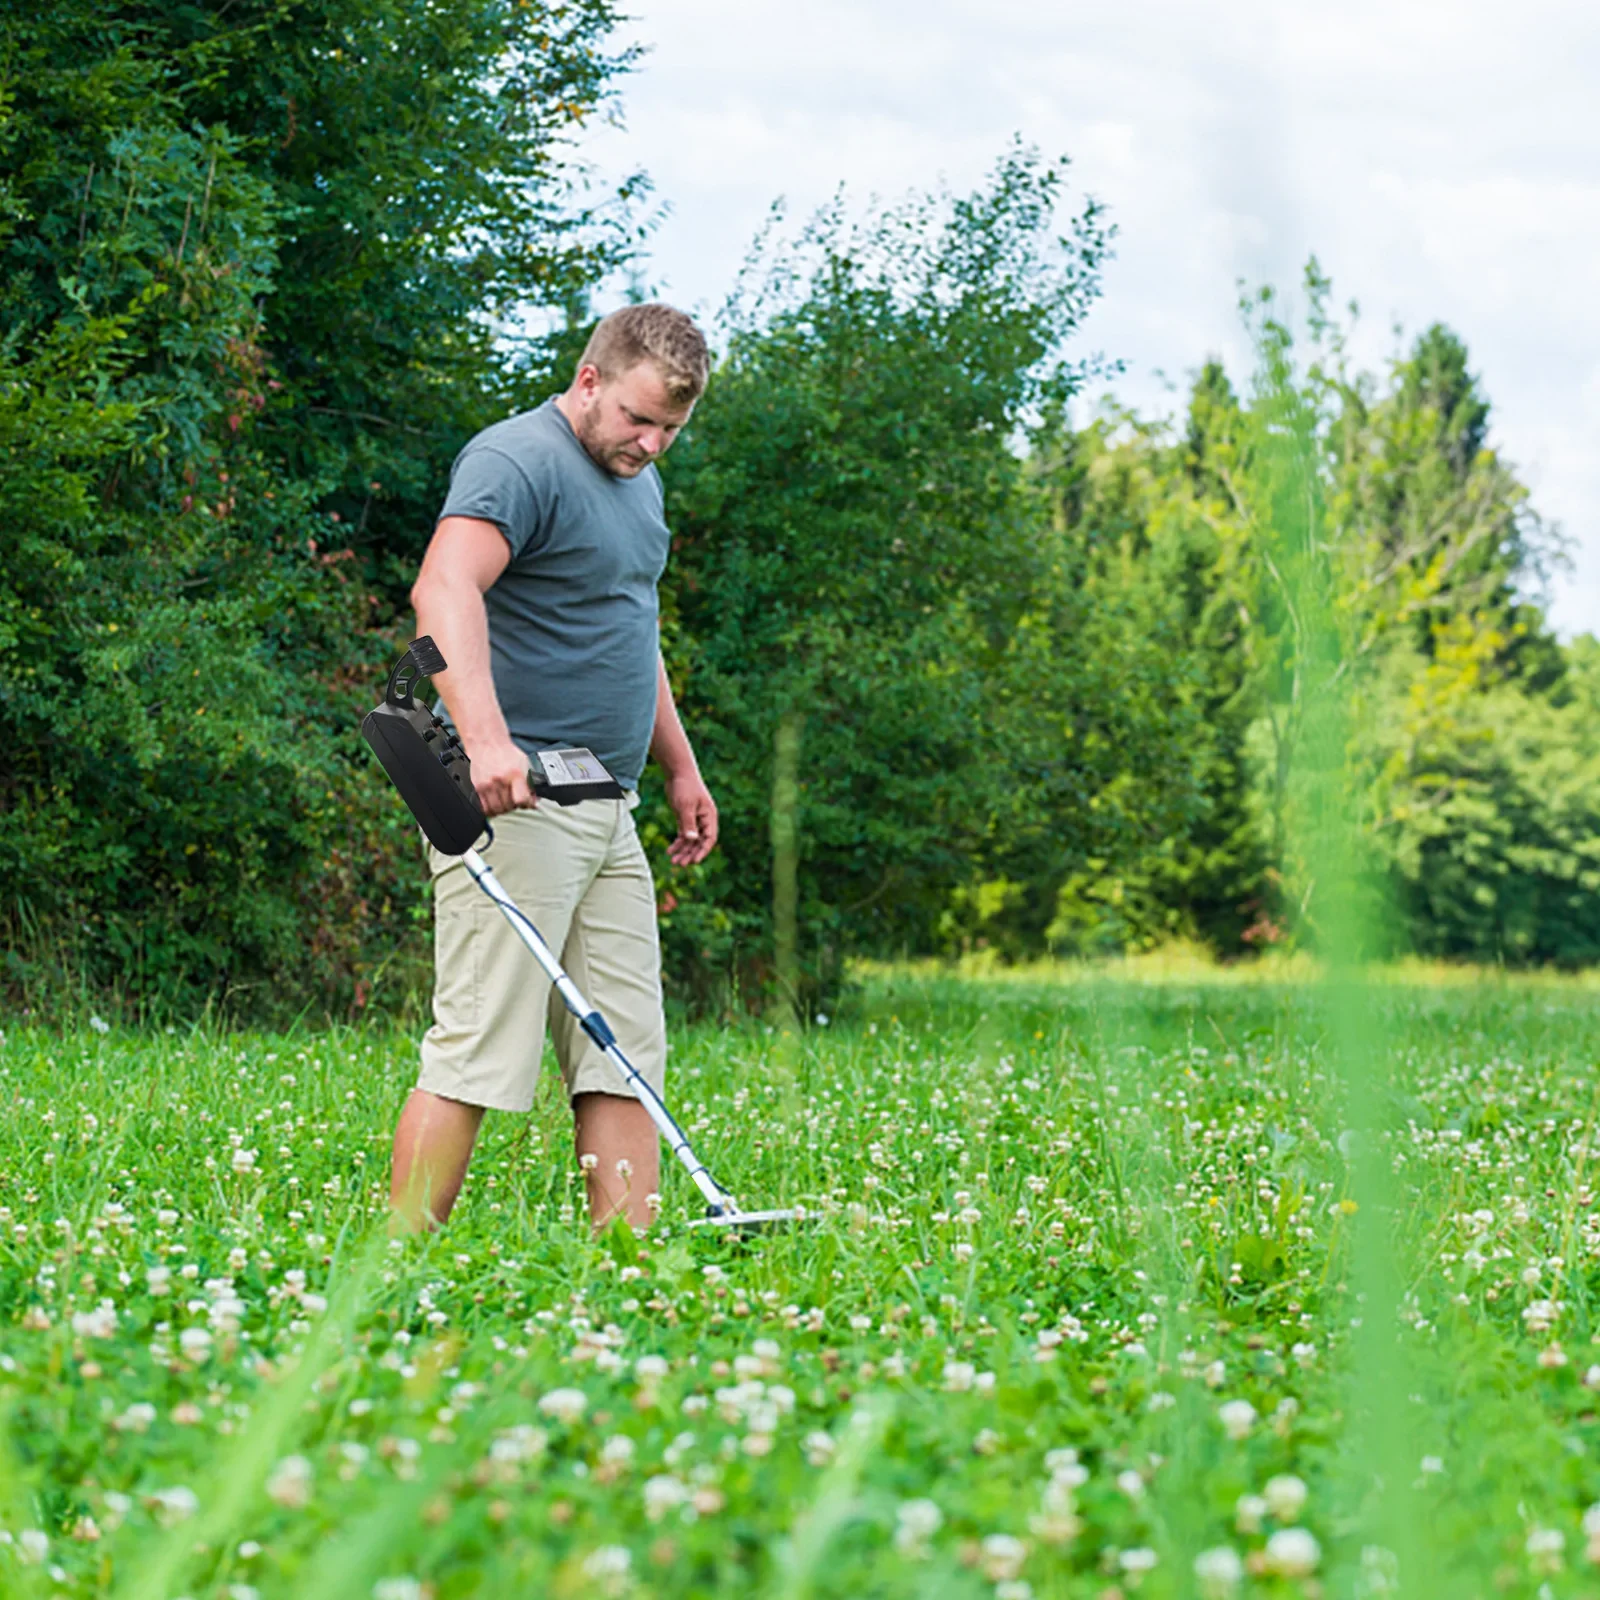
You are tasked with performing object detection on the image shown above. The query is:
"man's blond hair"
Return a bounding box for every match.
[578,303,709,406]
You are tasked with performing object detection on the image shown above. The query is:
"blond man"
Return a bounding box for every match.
[389,304,717,1231]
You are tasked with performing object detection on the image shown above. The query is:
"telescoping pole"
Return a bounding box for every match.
[460,848,736,1216]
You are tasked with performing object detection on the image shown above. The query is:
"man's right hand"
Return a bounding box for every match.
[468,736,537,818]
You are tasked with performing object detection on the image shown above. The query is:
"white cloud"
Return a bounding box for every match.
[583,0,1599,633]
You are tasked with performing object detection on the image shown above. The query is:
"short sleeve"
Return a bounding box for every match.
[438,446,548,559]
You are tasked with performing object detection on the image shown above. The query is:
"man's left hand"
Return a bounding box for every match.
[665,773,719,866]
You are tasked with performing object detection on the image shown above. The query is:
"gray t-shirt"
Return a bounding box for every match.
[435,399,670,789]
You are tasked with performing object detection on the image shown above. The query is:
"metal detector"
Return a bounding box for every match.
[362,636,803,1235]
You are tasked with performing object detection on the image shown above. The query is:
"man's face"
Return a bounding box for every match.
[569,359,695,478]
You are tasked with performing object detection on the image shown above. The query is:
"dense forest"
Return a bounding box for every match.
[3,2,1596,1021]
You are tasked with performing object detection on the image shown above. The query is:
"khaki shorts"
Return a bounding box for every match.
[417,795,666,1113]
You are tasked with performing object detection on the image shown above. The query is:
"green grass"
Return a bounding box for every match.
[3,969,1600,1597]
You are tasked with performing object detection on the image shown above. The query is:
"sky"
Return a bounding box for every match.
[583,0,1599,636]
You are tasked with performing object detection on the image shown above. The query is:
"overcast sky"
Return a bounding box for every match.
[584,0,1598,636]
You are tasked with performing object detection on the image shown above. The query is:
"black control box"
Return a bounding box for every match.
[361,637,487,856]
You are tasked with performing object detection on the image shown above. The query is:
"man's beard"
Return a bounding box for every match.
[573,408,649,477]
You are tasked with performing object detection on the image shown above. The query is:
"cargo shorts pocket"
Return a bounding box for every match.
[430,891,482,1035]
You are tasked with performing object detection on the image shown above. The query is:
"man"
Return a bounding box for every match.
[388,303,717,1234]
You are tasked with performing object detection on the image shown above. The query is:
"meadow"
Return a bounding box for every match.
[3,967,1600,1599]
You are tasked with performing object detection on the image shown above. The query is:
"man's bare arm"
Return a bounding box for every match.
[650,653,718,865]
[411,516,534,817]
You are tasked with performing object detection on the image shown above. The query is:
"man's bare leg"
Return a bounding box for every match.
[389,1089,486,1232]
[575,1092,660,1231]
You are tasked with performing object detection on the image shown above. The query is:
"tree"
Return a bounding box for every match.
[649,147,1213,1004]
[0,2,640,1015]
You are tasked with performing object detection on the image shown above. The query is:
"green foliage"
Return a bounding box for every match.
[1034,394,1271,956]
[4,5,1595,1016]
[0,2,639,1018]
[649,148,1217,1006]
[1029,266,1597,968]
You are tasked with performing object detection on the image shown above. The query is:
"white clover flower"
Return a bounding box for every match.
[1290,1341,1317,1367]
[1523,1299,1562,1331]
[89,1015,110,1035]
[266,1454,313,1510]
[231,1148,258,1174]
[634,1355,669,1383]
[943,1361,976,1392]
[893,1502,942,1558]
[1584,1502,1600,1539]
[1235,1494,1269,1535]
[1526,1526,1565,1575]
[804,1431,836,1466]
[1193,1546,1244,1596]
[116,1403,157,1433]
[72,1303,118,1339]
[644,1475,690,1522]
[1217,1399,1256,1440]
[600,1436,637,1466]
[979,1533,1028,1581]
[581,1544,632,1597]
[180,1326,213,1360]
[1264,1527,1321,1576]
[1263,1474,1308,1522]
[537,1387,589,1424]
[18,1530,48,1564]
[1203,1360,1226,1388]
[149,1486,201,1526]
[1119,1547,1158,1574]
[895,1499,943,1543]
[372,1581,424,1600]
[1419,1454,1444,1477]
[1116,1469,1146,1500]
[995,1584,1032,1600]
[1360,1546,1400,1593]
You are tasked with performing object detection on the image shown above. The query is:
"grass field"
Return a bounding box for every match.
[3,968,1600,1598]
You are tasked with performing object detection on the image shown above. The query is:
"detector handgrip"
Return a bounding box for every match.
[362,638,488,856]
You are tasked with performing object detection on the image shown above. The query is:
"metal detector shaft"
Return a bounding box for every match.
[460,847,736,1215]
